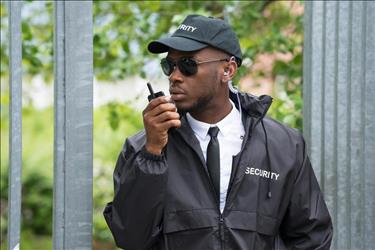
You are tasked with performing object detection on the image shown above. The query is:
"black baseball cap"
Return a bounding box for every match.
[148,15,242,66]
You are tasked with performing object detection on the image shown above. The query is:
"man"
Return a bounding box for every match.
[104,15,333,250]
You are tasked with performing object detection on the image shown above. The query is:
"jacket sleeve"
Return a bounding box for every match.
[279,135,333,250]
[103,137,168,250]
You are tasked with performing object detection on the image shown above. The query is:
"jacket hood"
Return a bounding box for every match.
[229,88,273,119]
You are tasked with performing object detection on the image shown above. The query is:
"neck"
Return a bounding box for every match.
[190,98,232,124]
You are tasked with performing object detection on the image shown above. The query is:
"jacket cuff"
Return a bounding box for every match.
[140,146,165,161]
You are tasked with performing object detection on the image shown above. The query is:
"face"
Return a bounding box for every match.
[167,48,229,114]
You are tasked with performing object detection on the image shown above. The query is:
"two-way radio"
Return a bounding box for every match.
[147,82,165,102]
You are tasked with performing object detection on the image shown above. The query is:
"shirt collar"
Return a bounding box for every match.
[186,113,211,141]
[186,100,240,139]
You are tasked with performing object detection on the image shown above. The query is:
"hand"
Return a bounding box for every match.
[143,96,181,155]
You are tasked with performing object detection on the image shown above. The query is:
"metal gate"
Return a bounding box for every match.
[303,1,375,249]
[6,1,93,249]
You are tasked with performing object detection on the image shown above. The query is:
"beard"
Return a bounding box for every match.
[177,93,215,114]
[178,72,220,115]
[172,70,221,115]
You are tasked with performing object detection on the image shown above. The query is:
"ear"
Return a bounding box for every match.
[222,58,238,83]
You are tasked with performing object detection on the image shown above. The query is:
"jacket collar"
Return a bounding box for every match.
[173,116,207,170]
[229,89,273,119]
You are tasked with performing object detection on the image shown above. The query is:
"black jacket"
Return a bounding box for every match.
[104,90,333,250]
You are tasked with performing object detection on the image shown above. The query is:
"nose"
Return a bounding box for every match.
[168,65,184,86]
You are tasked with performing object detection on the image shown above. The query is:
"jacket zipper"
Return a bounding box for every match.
[218,117,260,250]
[213,189,224,250]
[219,213,224,250]
[206,170,225,250]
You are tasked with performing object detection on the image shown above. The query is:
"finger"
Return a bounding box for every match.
[147,102,177,117]
[145,111,179,131]
[153,111,180,123]
[143,96,172,113]
[159,119,181,130]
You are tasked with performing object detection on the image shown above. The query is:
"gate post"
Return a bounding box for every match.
[303,1,375,249]
[53,1,93,249]
[7,1,23,249]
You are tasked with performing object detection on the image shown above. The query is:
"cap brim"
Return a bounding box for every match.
[148,36,207,54]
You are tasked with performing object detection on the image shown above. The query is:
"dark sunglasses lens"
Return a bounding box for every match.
[161,58,174,76]
[161,57,198,76]
[178,58,197,76]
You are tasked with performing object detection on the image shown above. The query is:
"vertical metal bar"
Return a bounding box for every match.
[349,2,365,248]
[64,1,93,248]
[306,0,324,185]
[302,1,312,147]
[7,1,23,250]
[322,2,338,248]
[53,1,65,249]
[53,1,93,249]
[364,2,375,249]
[336,2,351,249]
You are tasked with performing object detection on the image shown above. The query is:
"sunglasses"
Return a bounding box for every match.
[160,57,230,76]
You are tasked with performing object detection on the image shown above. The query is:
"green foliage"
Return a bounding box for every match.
[0,3,9,78]
[94,102,143,164]
[0,1,54,82]
[107,102,142,131]
[232,2,303,76]
[0,229,53,250]
[0,104,142,248]
[268,50,303,129]
[93,103,142,244]
[0,105,53,243]
[93,1,216,80]
[228,2,304,130]
[0,163,8,244]
[1,169,53,239]
[22,171,53,234]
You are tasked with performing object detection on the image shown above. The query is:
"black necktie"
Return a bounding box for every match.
[207,126,220,205]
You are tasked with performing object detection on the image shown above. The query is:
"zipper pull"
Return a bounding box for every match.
[219,215,224,242]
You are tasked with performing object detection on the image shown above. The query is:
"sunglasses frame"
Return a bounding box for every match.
[161,57,230,76]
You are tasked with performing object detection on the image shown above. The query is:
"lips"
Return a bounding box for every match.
[170,89,186,101]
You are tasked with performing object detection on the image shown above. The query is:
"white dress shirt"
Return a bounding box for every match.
[186,101,245,212]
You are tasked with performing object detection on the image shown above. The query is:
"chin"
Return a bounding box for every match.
[175,102,191,113]
[176,101,205,115]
